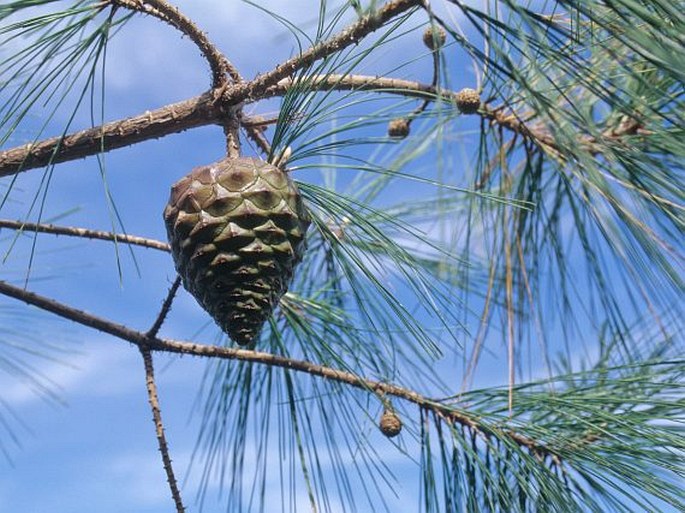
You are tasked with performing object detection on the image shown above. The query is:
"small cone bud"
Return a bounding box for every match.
[388,118,410,138]
[379,409,402,438]
[455,88,481,114]
[422,26,446,51]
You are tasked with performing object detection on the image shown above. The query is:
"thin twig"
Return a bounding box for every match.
[0,278,554,459]
[139,346,186,513]
[147,276,182,338]
[242,126,272,156]
[240,111,272,155]
[0,219,170,252]
[428,3,483,90]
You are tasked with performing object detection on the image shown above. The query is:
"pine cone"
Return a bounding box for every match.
[163,156,310,345]
[379,409,402,438]
[455,88,481,114]
[388,118,410,138]
[422,26,446,51]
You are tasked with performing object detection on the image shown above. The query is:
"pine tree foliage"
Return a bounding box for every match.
[0,0,683,512]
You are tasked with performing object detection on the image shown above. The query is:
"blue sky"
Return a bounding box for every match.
[0,1,679,512]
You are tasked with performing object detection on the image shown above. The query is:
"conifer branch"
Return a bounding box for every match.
[0,278,553,460]
[0,92,219,178]
[1,71,650,180]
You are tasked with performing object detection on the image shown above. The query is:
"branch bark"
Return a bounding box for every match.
[0,75,461,178]
[0,219,170,252]
[147,276,182,338]
[1,71,643,181]
[0,92,219,178]
[0,278,552,459]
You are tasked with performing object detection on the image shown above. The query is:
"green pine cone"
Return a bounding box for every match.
[163,156,310,345]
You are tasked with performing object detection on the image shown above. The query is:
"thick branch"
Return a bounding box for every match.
[0,219,170,252]
[0,74,461,177]
[0,92,219,178]
[0,278,551,458]
[0,77,636,179]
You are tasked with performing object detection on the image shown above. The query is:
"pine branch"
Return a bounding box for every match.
[0,0,425,178]
[0,278,552,460]
[0,92,219,178]
[0,77,449,177]
[1,67,653,180]
[0,0,425,177]
[1,72,453,177]
[0,219,170,252]
[482,106,649,159]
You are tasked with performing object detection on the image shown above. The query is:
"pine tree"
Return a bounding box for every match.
[0,1,683,511]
